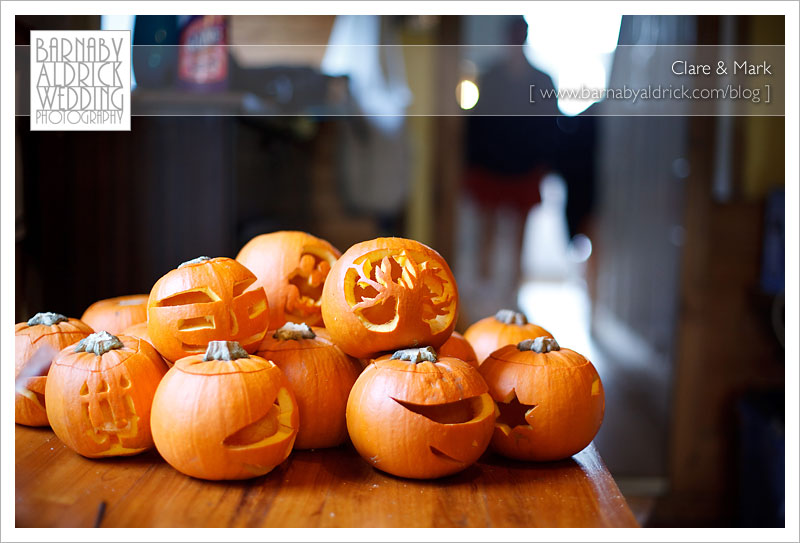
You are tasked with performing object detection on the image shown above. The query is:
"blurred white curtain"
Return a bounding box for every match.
[321,15,411,133]
[320,15,411,217]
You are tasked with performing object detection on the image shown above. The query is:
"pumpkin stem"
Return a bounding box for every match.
[178,256,212,268]
[273,322,316,341]
[204,340,250,361]
[390,346,438,364]
[75,331,124,356]
[27,312,68,326]
[495,309,528,325]
[518,336,560,353]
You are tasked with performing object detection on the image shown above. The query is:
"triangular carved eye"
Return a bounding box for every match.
[155,288,220,307]
[232,277,256,298]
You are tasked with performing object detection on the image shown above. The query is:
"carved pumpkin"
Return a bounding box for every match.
[256,322,361,449]
[151,341,299,480]
[15,313,93,427]
[147,256,270,362]
[122,322,171,368]
[479,337,604,462]
[45,332,168,458]
[321,238,459,359]
[464,309,553,365]
[347,347,496,479]
[236,231,341,329]
[81,294,148,335]
[438,331,479,368]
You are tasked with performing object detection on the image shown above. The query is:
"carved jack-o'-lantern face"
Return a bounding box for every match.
[150,341,299,480]
[147,256,270,362]
[45,332,168,458]
[15,312,93,427]
[236,231,341,328]
[346,347,496,479]
[321,238,459,359]
[479,337,605,462]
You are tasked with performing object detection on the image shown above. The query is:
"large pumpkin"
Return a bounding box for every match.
[464,309,553,365]
[45,332,168,458]
[151,341,299,480]
[147,256,270,362]
[479,337,604,462]
[321,238,459,359]
[81,294,148,335]
[438,331,478,368]
[236,231,341,328]
[15,312,93,427]
[347,347,496,479]
[256,323,361,449]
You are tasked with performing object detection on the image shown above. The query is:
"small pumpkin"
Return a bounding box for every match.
[15,312,93,427]
[151,341,299,480]
[463,309,553,365]
[479,337,604,462]
[256,322,361,450]
[321,237,459,359]
[347,346,496,479]
[438,331,478,368]
[147,256,270,362]
[122,322,171,367]
[45,331,168,458]
[81,294,148,335]
[236,231,341,329]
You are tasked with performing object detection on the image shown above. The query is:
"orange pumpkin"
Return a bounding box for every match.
[45,331,168,458]
[479,337,604,462]
[236,231,341,329]
[438,331,478,368]
[256,322,361,450]
[464,309,553,365]
[147,256,270,362]
[321,238,459,359]
[15,313,93,427]
[347,347,496,479]
[122,322,171,367]
[151,341,299,480]
[81,294,148,335]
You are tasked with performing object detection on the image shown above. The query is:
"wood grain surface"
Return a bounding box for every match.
[15,425,638,528]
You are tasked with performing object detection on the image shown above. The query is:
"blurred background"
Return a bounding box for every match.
[15,13,785,527]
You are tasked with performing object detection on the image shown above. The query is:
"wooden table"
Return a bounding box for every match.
[15,425,638,528]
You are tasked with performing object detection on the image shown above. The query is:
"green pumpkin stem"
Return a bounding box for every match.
[204,341,250,361]
[273,322,316,341]
[75,331,124,356]
[27,312,68,326]
[495,309,528,325]
[391,346,438,364]
[518,336,560,353]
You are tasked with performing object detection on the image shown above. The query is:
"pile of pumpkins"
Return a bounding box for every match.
[15,232,604,481]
